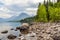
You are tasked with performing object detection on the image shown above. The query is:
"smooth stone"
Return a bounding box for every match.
[22,23,29,27]
[7,34,17,39]
[1,30,8,34]
[11,28,14,30]
[16,27,20,30]
[30,35,35,37]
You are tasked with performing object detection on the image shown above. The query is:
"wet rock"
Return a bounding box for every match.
[14,29,17,31]
[7,34,17,39]
[11,28,14,30]
[1,30,8,34]
[16,27,20,30]
[19,34,22,37]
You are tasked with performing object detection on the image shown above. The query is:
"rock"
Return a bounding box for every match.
[36,32,39,34]
[14,29,17,31]
[16,27,20,30]
[54,28,58,31]
[18,37,21,40]
[30,35,35,37]
[38,36,43,38]
[28,32,36,37]
[22,23,29,27]
[46,30,51,34]
[52,36,60,40]
[11,28,14,30]
[19,34,22,37]
[30,23,33,25]
[22,39,26,40]
[20,27,29,34]
[20,23,29,34]
[21,23,29,29]
[7,34,17,39]
[1,30,8,34]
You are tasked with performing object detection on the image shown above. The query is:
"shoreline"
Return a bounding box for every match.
[0,22,60,40]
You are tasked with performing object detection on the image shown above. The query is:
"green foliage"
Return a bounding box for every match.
[49,6,60,22]
[54,2,60,8]
[20,16,36,23]
[35,2,60,22]
[36,4,48,22]
[20,2,60,23]
[49,2,53,6]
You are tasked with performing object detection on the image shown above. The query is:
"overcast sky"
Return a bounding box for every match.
[0,0,46,18]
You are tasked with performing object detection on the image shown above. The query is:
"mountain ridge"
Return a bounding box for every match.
[0,13,30,22]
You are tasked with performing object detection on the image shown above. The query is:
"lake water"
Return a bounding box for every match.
[0,22,37,40]
[0,22,22,40]
[0,22,21,31]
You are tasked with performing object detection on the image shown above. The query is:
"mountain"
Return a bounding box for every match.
[0,18,6,22]
[7,13,30,21]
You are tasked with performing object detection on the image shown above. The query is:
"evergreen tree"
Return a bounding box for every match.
[57,0,60,2]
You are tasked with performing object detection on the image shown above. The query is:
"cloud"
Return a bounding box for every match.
[0,13,12,18]
[0,2,4,7]
[0,0,41,18]
[7,4,26,12]
[25,8,38,16]
[1,0,28,5]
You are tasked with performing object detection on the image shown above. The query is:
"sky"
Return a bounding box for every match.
[0,0,44,18]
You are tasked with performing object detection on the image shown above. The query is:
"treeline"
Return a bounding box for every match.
[35,0,60,22]
[20,0,60,23]
[20,16,35,23]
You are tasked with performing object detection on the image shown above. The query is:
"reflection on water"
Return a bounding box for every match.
[0,22,21,31]
[0,22,21,40]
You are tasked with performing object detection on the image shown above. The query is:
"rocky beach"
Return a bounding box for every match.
[29,22,60,40]
[0,22,60,40]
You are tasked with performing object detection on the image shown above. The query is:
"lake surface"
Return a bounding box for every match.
[0,22,37,40]
[0,22,22,40]
[0,22,21,31]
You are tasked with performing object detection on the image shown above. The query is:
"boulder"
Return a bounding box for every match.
[21,23,29,28]
[20,27,29,34]
[16,27,20,30]
[7,34,17,39]
[20,23,30,34]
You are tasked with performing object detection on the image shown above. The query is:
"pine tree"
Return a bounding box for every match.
[46,0,50,22]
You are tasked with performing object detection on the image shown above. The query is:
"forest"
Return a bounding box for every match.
[35,0,60,22]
